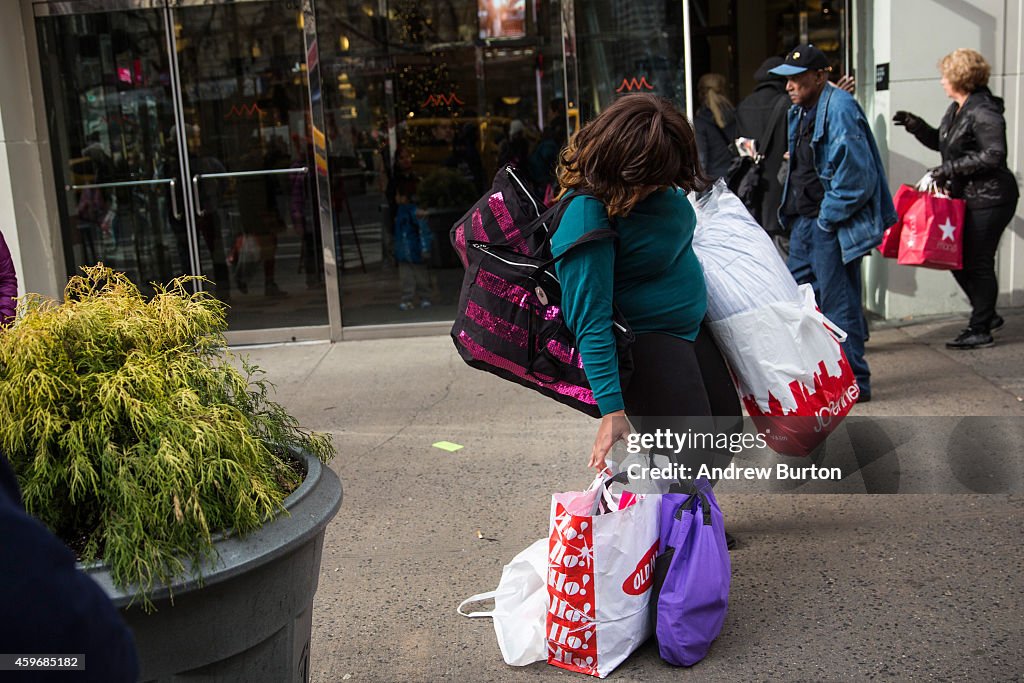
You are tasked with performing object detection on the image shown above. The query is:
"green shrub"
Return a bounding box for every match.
[0,265,334,608]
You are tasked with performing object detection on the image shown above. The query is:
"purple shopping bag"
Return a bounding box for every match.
[651,479,730,667]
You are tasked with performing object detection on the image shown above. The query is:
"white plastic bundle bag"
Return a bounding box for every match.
[690,180,858,456]
[707,284,847,413]
[707,284,858,455]
[457,539,548,666]
[691,179,800,321]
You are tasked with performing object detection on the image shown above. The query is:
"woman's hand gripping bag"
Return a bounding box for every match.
[547,471,660,678]
[457,539,548,666]
[651,480,730,667]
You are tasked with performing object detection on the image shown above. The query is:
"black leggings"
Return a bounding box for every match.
[953,201,1017,332]
[622,325,742,482]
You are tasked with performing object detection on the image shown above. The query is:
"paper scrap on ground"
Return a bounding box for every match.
[432,441,464,452]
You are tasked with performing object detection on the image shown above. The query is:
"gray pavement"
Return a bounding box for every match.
[237,309,1024,683]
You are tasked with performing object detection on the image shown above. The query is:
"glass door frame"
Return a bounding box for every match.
[33,0,343,343]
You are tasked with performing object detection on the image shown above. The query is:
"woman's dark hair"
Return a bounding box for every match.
[556,94,709,217]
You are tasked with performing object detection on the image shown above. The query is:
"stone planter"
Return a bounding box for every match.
[81,450,343,683]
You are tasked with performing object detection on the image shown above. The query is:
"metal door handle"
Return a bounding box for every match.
[169,178,182,219]
[195,167,308,180]
[191,168,307,217]
[65,178,173,191]
[191,174,205,216]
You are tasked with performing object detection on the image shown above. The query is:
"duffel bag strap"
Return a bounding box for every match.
[537,227,619,273]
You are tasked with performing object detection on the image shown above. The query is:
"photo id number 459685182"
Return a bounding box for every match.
[1,655,84,671]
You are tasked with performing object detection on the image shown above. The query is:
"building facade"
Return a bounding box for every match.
[0,0,1021,343]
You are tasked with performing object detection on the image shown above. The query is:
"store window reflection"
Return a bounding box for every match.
[174,2,327,329]
[316,0,564,326]
[687,0,850,108]
[574,1,849,132]
[573,0,688,124]
[37,9,186,294]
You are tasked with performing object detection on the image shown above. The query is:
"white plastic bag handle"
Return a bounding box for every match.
[457,591,497,618]
[915,171,951,198]
[800,284,848,343]
[820,315,848,343]
[587,468,620,516]
[915,171,935,193]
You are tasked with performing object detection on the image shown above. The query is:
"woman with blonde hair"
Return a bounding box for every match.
[694,73,738,179]
[552,94,741,517]
[894,48,1019,349]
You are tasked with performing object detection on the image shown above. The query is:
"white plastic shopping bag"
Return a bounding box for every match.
[690,180,858,456]
[547,471,660,678]
[691,178,800,321]
[708,284,859,456]
[457,538,548,666]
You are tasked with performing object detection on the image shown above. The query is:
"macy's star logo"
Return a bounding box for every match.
[939,218,957,241]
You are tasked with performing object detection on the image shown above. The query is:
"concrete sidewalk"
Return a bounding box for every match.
[238,309,1024,682]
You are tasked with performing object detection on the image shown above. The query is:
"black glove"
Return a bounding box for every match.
[893,110,923,133]
[929,162,953,187]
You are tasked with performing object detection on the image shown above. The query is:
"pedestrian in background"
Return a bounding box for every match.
[894,48,1020,350]
[387,146,433,310]
[771,44,896,403]
[694,73,738,179]
[735,60,857,259]
[497,119,530,170]
[0,229,17,327]
[735,57,790,242]
[528,98,568,203]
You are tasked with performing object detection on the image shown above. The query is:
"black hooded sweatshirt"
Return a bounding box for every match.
[0,454,139,682]
[736,79,791,234]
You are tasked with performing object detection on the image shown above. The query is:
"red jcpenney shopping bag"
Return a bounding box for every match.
[547,472,659,678]
[879,184,921,258]
[897,192,965,270]
[708,284,859,456]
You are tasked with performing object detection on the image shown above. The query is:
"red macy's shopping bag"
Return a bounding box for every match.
[897,192,965,270]
[879,184,922,258]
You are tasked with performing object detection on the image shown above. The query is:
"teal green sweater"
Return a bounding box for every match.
[551,189,707,415]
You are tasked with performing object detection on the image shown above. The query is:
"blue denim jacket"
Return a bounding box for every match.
[779,86,897,264]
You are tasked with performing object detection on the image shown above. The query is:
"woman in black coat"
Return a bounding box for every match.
[694,73,737,180]
[895,48,1020,349]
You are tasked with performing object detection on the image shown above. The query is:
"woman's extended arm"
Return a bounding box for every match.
[893,110,940,151]
[552,198,630,470]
